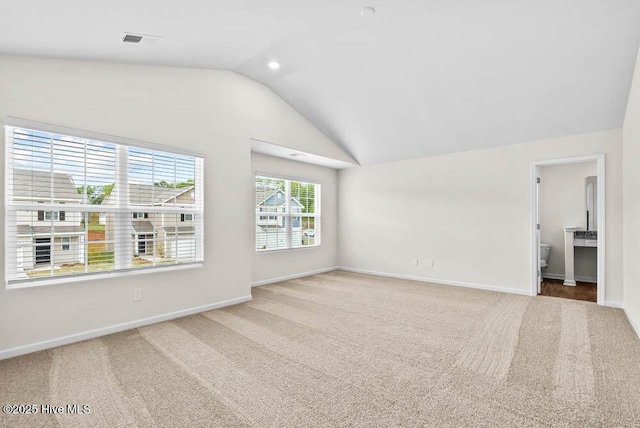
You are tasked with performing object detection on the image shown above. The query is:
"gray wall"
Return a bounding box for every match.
[623,45,640,337]
[338,130,623,304]
[0,55,346,353]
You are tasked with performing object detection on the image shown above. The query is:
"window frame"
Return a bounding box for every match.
[44,211,60,221]
[4,117,205,289]
[255,173,321,253]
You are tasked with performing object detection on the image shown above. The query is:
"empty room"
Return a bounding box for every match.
[1,1,640,427]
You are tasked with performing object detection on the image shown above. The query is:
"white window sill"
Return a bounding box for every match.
[6,262,203,290]
[256,244,321,254]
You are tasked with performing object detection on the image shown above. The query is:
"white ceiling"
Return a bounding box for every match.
[1,0,640,165]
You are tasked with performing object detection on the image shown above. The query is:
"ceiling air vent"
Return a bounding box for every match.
[122,34,143,44]
[122,33,162,45]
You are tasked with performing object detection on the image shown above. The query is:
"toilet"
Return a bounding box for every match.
[540,243,551,270]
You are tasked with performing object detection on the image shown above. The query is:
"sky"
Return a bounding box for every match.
[11,127,196,198]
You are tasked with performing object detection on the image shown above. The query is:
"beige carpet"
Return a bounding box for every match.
[1,271,640,427]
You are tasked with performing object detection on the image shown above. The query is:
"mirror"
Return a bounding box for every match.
[585,176,597,231]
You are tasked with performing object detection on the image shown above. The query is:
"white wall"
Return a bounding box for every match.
[251,153,338,284]
[0,55,347,355]
[539,162,598,281]
[338,130,623,304]
[623,46,640,337]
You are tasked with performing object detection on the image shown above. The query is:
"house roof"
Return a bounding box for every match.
[13,169,80,201]
[131,221,155,234]
[256,187,304,209]
[257,225,284,230]
[105,184,194,206]
[163,226,195,234]
[17,225,85,236]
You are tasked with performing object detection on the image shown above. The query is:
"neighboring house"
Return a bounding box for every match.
[255,185,304,250]
[14,170,84,270]
[104,184,196,261]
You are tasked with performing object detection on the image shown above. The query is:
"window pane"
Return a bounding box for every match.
[256,215,287,251]
[128,148,196,208]
[256,176,320,251]
[12,128,116,205]
[12,210,115,279]
[299,216,317,247]
[130,212,197,265]
[6,124,203,286]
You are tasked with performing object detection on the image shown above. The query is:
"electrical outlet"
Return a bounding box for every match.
[133,288,143,302]
[412,258,419,266]
[426,259,435,268]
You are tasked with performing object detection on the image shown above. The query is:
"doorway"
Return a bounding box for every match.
[530,155,605,305]
[35,237,51,265]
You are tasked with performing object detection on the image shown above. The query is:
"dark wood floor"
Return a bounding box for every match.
[539,278,597,302]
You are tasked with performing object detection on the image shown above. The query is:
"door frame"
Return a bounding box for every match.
[530,154,606,305]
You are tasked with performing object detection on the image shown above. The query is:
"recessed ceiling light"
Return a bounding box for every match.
[289,153,307,157]
[268,60,281,70]
[361,6,376,17]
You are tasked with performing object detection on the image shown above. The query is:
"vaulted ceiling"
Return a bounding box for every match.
[1,0,640,165]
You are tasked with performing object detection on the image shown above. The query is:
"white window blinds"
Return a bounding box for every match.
[5,120,204,287]
[255,175,320,251]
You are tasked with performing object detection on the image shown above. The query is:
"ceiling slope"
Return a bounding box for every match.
[1,0,639,164]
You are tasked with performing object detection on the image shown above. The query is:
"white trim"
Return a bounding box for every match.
[337,266,533,296]
[251,267,337,287]
[606,301,624,309]
[7,262,203,289]
[4,117,205,158]
[256,244,322,254]
[256,171,321,186]
[0,294,252,360]
[624,308,640,340]
[542,273,598,283]
[530,154,606,305]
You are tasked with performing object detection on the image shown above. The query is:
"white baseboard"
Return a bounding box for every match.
[543,273,598,283]
[605,301,623,309]
[251,267,338,287]
[0,295,252,361]
[337,266,533,297]
[623,308,640,340]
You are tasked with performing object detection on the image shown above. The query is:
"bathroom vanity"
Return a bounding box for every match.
[562,176,598,286]
[563,228,597,286]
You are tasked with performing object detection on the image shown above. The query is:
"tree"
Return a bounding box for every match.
[290,182,315,213]
[154,179,195,188]
[77,183,115,205]
[176,179,195,188]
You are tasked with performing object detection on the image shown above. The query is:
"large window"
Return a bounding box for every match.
[255,175,320,251]
[5,119,204,287]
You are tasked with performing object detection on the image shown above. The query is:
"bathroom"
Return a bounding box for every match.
[538,160,598,302]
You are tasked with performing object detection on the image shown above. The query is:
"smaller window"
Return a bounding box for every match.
[181,213,194,222]
[44,211,60,221]
[255,175,320,251]
[133,212,148,219]
[61,237,70,251]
